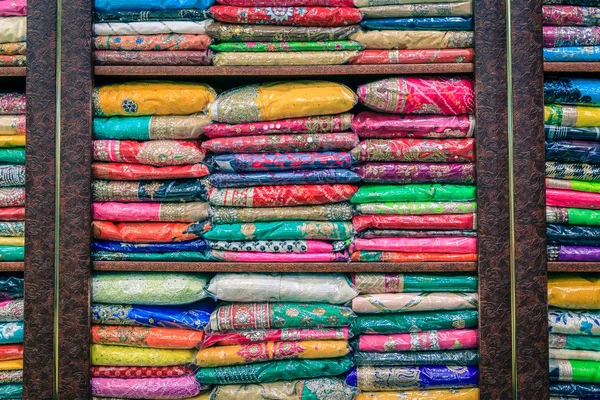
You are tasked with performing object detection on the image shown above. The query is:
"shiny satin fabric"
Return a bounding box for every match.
[548,274,600,309]
[94,9,212,22]
[549,244,600,261]
[547,206,600,225]
[0,18,25,44]
[92,250,215,261]
[546,77,600,106]
[352,251,477,262]
[551,349,600,362]
[550,382,600,397]
[209,152,354,172]
[92,221,212,243]
[546,104,600,127]
[355,201,477,215]
[350,184,476,203]
[93,140,205,166]
[91,365,196,378]
[92,163,210,181]
[543,5,600,26]
[94,0,215,11]
[94,20,212,36]
[354,350,479,366]
[351,138,475,163]
[209,378,357,400]
[349,48,474,64]
[91,325,204,348]
[546,126,600,141]
[91,344,195,367]
[210,6,364,27]
[350,30,473,50]
[351,113,474,139]
[202,327,349,347]
[351,292,478,313]
[211,204,354,223]
[358,329,478,351]
[203,133,359,154]
[204,221,354,241]
[346,366,479,390]
[547,178,600,193]
[547,140,600,164]
[353,237,476,252]
[547,224,600,245]
[353,163,475,184]
[92,179,209,202]
[550,333,600,350]
[361,17,473,31]
[207,169,361,187]
[356,309,478,334]
[547,188,600,209]
[93,202,210,222]
[94,34,212,51]
[351,273,477,293]
[545,46,600,62]
[547,161,600,181]
[360,229,477,238]
[91,376,206,399]
[360,2,472,18]
[352,214,477,232]
[355,388,480,400]
[92,239,208,253]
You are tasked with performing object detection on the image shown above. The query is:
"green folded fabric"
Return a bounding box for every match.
[548,207,600,226]
[0,149,24,165]
[551,334,600,351]
[210,41,365,52]
[355,310,478,334]
[353,273,478,293]
[550,359,600,383]
[0,384,21,399]
[0,247,23,262]
[355,201,476,215]
[203,221,354,241]
[350,184,476,204]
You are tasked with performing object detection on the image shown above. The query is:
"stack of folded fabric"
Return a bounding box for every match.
[548,274,600,398]
[0,93,25,262]
[349,76,477,263]
[90,272,215,399]
[199,273,358,399]
[0,1,25,67]
[207,0,364,66]
[544,77,600,262]
[93,0,214,66]
[348,272,479,398]
[0,275,23,399]
[543,0,600,62]
[91,81,217,262]
[349,0,473,65]
[204,80,359,263]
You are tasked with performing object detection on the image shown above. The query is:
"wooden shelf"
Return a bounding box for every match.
[0,262,24,271]
[0,67,26,77]
[95,64,474,77]
[549,262,600,272]
[94,261,477,272]
[544,62,600,72]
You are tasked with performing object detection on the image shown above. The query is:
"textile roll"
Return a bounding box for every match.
[208,273,357,304]
[356,310,478,334]
[94,34,212,51]
[0,210,23,223]
[550,333,600,350]
[93,140,205,166]
[347,366,479,390]
[210,41,365,52]
[0,323,22,344]
[203,221,354,241]
[360,2,473,18]
[196,357,354,385]
[358,329,478,352]
[212,204,353,223]
[351,184,476,203]
[94,20,212,36]
[549,308,600,336]
[203,327,349,347]
[91,301,215,330]
[92,272,209,305]
[544,26,600,47]
[0,300,23,322]
[0,167,23,188]
[0,149,24,164]
[547,178,600,193]
[351,138,475,163]
[354,350,479,366]
[545,46,600,62]
[550,382,600,397]
[354,163,475,184]
[94,0,215,11]
[352,273,478,293]
[551,359,600,382]
[0,0,25,17]
[357,76,474,115]
[361,17,473,31]
[548,244,600,261]
[0,345,21,361]
[547,188,600,208]
[205,22,360,42]
[352,292,478,313]
[91,365,196,378]
[352,113,474,139]
[94,9,212,22]
[91,376,205,399]
[547,161,600,181]
[207,184,358,207]
[543,5,600,26]
[551,348,600,362]
[210,6,364,26]
[547,126,600,141]
[91,344,195,367]
[545,104,600,127]
[0,116,24,136]
[91,325,204,348]
[548,224,600,244]
[209,303,355,331]
[361,229,477,238]
[92,180,208,203]
[209,81,356,124]
[94,50,213,66]
[93,202,210,222]
[355,389,480,400]
[204,113,353,138]
[195,340,350,367]
[0,94,24,116]
[209,152,353,172]
[216,0,354,4]
[203,133,359,153]
[352,251,477,262]
[209,378,357,400]
[356,201,476,215]
[93,251,215,262]
[350,48,473,64]
[547,140,600,164]
[350,30,473,50]
[0,18,25,44]
[92,239,208,253]
[207,170,361,187]
[547,207,600,225]
[92,221,212,243]
[548,275,600,309]
[546,77,600,107]
[0,43,25,56]
[93,163,210,181]
[93,81,216,117]
[352,215,476,231]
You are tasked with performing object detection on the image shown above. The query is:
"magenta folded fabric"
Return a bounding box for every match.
[91,376,206,399]
[547,188,600,209]
[0,0,26,16]
[353,237,477,253]
[211,250,350,262]
[353,163,475,184]
[93,202,210,222]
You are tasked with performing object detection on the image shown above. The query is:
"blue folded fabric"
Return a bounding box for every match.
[546,140,600,164]
[0,275,22,300]
[207,169,361,188]
[546,126,600,141]
[545,76,600,107]
[361,17,473,31]
[545,47,600,62]
[547,224,600,245]
[551,382,600,397]
[94,0,213,12]
[92,239,209,253]
[92,251,216,262]
[345,366,479,390]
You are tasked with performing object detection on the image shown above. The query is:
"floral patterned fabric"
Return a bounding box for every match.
[0,43,25,56]
[544,5,600,26]
[354,163,475,184]
[360,2,472,18]
[91,376,206,399]
[203,327,349,347]
[0,116,25,136]
[207,170,361,187]
[210,40,364,52]
[544,26,600,47]
[93,202,210,222]
[355,388,479,400]
[350,30,473,50]
[211,204,354,223]
[354,350,479,366]
[209,152,354,172]
[94,50,213,66]
[356,310,478,334]
[210,6,363,26]
[94,113,210,141]
[351,139,475,163]
[206,22,360,42]
[94,9,211,22]
[91,325,204,348]
[350,49,474,64]
[346,366,478,390]
[203,133,359,153]
[91,344,195,366]
[0,94,24,116]
[93,163,210,181]
[93,140,205,166]
[352,215,476,232]
[209,378,357,400]
[203,221,354,241]
[358,329,478,352]
[92,220,212,243]
[94,20,212,36]
[92,179,208,203]
[94,34,212,51]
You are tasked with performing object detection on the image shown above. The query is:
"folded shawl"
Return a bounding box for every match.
[216,50,360,68]
[211,204,354,223]
[548,274,600,309]
[91,365,196,378]
[203,221,354,241]
[350,48,474,64]
[0,18,25,44]
[209,152,354,172]
[94,112,211,140]
[356,309,478,334]
[543,5,600,26]
[547,206,600,225]
[210,40,364,52]
[351,184,476,203]
[94,20,213,35]
[360,2,472,18]
[352,214,476,232]
[93,163,210,180]
[544,26,600,47]
[545,46,600,62]
[356,201,476,215]
[203,327,349,347]
[354,163,475,183]
[546,104,600,127]
[94,34,212,51]
[93,202,209,222]
[352,292,478,313]
[547,161,600,181]
[207,169,361,187]
[352,138,475,163]
[352,113,474,139]
[91,344,195,367]
[355,389,479,400]
[91,376,206,399]
[203,133,359,153]
[206,22,360,42]
[92,179,209,202]
[549,307,600,335]
[548,245,600,261]
[361,17,473,31]
[352,251,477,262]
[94,9,211,22]
[92,221,212,243]
[94,0,215,11]
[547,126,600,141]
[547,140,600,164]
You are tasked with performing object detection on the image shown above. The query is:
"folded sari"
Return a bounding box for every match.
[362,17,472,31]
[206,22,360,42]
[0,238,22,246]
[548,179,600,194]
[92,272,209,305]
[547,207,600,225]
[361,229,477,238]
[92,301,215,331]
[352,251,477,262]
[0,137,24,148]
[545,26,600,47]
[216,0,354,4]
[0,360,20,371]
[357,310,478,334]
[346,366,478,390]
[0,56,24,67]
[210,378,357,400]
[545,46,600,62]
[0,209,22,222]
[547,126,600,141]
[0,167,23,188]
[94,20,212,35]
[0,222,23,237]
[211,6,363,26]
[93,251,215,262]
[549,244,600,261]
[91,344,195,367]
[210,303,355,331]
[354,163,475,184]
[350,30,473,50]
[0,300,23,322]
[196,340,350,367]
[92,366,196,379]
[545,0,600,4]
[360,2,473,18]
[95,9,211,21]
[208,184,357,207]
[354,350,479,366]
[0,94,24,116]
[351,184,476,203]
[547,140,600,164]
[210,41,364,52]
[352,113,474,139]
[356,389,480,400]
[0,149,24,164]
[92,179,209,202]
[0,277,22,300]
[0,188,23,207]
[358,329,478,352]
[544,5,600,26]
[204,133,359,154]
[93,81,216,117]
[352,273,477,293]
[0,0,25,17]
[0,323,22,344]
[210,81,356,124]
[92,221,212,243]
[546,77,600,107]
[199,357,354,385]
[94,50,213,66]
[208,169,361,187]
[209,152,353,172]
[357,201,476,215]
[0,345,21,361]
[546,104,600,127]
[95,0,214,11]
[0,116,24,136]
[547,189,600,209]
[92,325,204,348]
[551,382,600,397]
[550,308,600,336]
[0,384,20,399]
[0,18,25,44]
[0,43,25,56]
[551,349,600,362]
[0,247,19,260]
[93,202,210,222]
[352,292,478,313]
[0,370,21,384]
[352,138,475,163]
[548,274,600,309]
[93,140,205,166]
[350,48,474,64]
[203,327,349,347]
[214,207,349,227]
[95,114,210,141]
[547,161,600,181]
[93,163,210,180]
[215,50,359,67]
[91,376,205,399]
[93,239,208,253]
[204,221,354,241]
[352,214,477,232]
[550,333,600,350]
[548,224,600,245]
[94,34,212,51]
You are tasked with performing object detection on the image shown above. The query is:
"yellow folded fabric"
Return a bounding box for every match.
[93,81,216,117]
[195,340,350,367]
[0,17,26,44]
[90,344,195,367]
[350,30,473,50]
[549,274,600,309]
[0,116,25,136]
[213,51,359,67]
[0,359,22,371]
[545,104,600,127]
[356,388,480,400]
[0,238,23,246]
[0,137,25,148]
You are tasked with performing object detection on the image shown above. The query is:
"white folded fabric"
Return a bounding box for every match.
[94,20,213,35]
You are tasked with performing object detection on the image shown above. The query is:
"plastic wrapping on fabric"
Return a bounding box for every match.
[0,0,25,17]
[196,356,354,384]
[346,366,479,390]
[92,272,210,305]
[212,204,353,223]
[204,221,354,241]
[209,303,355,331]
[91,300,215,330]
[204,113,353,138]
[547,140,600,164]
[352,113,474,139]
[549,308,600,336]
[209,152,354,172]
[359,2,473,19]
[547,188,600,208]
[205,22,360,42]
[360,229,477,238]
[0,238,22,247]
[92,179,209,202]
[216,0,354,4]
[95,49,212,66]
[0,116,25,136]
[95,9,212,22]
[0,149,24,164]
[93,140,205,166]
[352,292,478,313]
[354,350,479,366]
[352,215,476,232]
[0,323,22,344]
[545,104,600,127]
[210,41,365,52]
[91,376,207,399]
[0,345,21,361]
[547,161,600,181]
[0,188,23,207]
[93,250,216,261]
[551,359,600,382]
[547,178,600,193]
[207,169,361,187]
[92,221,212,243]
[203,327,349,347]
[0,166,24,188]
[0,370,21,384]
[209,378,357,400]
[356,310,478,334]
[543,5,600,26]
[547,224,600,245]
[93,81,216,117]
[95,0,215,12]
[351,138,475,163]
[214,51,362,66]
[551,348,600,361]
[0,208,24,221]
[350,30,473,50]
[357,76,474,115]
[0,384,21,399]
[94,114,211,141]
[93,202,210,222]
[208,185,357,207]
[356,201,476,215]
[93,239,209,253]
[91,344,195,366]
[0,94,24,116]
[93,163,210,181]
[208,273,357,304]
[547,207,600,226]
[352,251,477,262]
[0,137,24,148]
[352,273,477,293]
[350,48,474,64]
[545,26,600,47]
[204,133,359,154]
[94,34,212,51]
[546,77,600,107]
[550,333,600,350]
[548,274,600,309]
[0,300,23,322]
[351,184,476,203]
[550,243,600,261]
[544,0,600,4]
[195,340,350,367]
[209,81,356,124]
[545,46,600,62]
[0,222,23,237]
[0,19,25,45]
[0,359,21,370]
[92,325,204,348]
[361,17,473,31]
[547,126,600,141]
[550,382,600,397]
[0,56,24,67]
[355,388,480,400]
[0,277,22,300]
[210,6,363,26]
[92,365,196,378]
[94,20,212,36]
[358,329,478,352]
[0,43,25,56]
[354,163,475,184]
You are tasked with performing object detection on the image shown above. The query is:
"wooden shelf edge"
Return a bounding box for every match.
[549,262,600,272]
[93,261,477,272]
[0,67,26,77]
[94,64,474,77]
[544,62,600,72]
[0,262,24,271]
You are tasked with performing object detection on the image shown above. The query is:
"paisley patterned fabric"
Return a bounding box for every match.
[91,325,204,348]
[203,327,349,347]
[351,139,475,163]
[352,113,474,139]
[203,133,359,154]
[91,376,206,399]
[209,378,357,400]
[210,6,364,26]
[360,2,473,18]
[209,152,354,172]
[358,329,478,352]
[351,273,478,293]
[354,350,479,366]
[210,41,364,52]
[92,221,212,243]
[212,204,353,223]
[93,163,209,181]
[207,170,361,187]
[354,163,475,184]
[94,34,212,51]
[93,140,205,166]
[346,366,478,390]
[92,179,208,202]
[206,22,360,42]
[203,221,354,241]
[208,185,357,207]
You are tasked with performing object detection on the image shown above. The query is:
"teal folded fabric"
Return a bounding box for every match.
[204,221,354,241]
[0,322,22,344]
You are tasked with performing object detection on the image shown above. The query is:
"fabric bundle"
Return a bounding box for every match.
[349,272,479,396]
[350,76,477,263]
[93,0,214,65]
[91,81,218,262]
[0,275,23,398]
[0,1,26,67]
[544,77,600,261]
[90,272,214,399]
[207,0,364,66]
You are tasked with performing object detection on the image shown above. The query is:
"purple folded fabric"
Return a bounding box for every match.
[91,376,206,399]
[548,244,600,261]
[353,163,475,184]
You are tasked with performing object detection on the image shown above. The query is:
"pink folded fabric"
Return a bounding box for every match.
[353,237,477,253]
[91,376,206,399]
[547,188,600,209]
[212,250,349,262]
[353,214,476,232]
[93,202,210,222]
[358,329,479,352]
[0,0,26,16]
